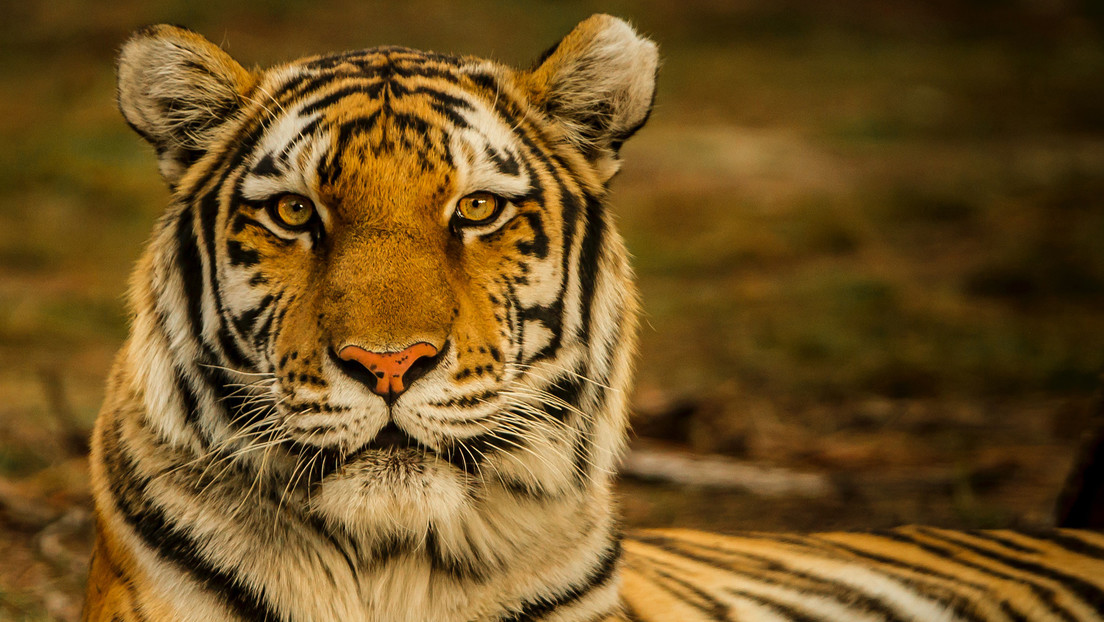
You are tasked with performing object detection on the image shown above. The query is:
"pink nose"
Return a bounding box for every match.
[337,342,439,399]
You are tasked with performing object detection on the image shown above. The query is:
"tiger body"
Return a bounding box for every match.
[84,15,1104,622]
[622,528,1104,621]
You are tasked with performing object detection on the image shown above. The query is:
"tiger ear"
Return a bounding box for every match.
[116,25,254,187]
[521,14,658,181]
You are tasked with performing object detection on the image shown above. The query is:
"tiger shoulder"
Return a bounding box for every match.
[84,14,1104,622]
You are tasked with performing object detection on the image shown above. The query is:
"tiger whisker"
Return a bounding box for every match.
[510,361,616,393]
[198,363,277,378]
[467,404,570,479]
[159,415,280,481]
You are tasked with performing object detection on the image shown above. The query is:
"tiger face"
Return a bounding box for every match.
[115,17,657,537]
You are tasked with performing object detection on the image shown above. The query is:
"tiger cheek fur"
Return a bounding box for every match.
[87,14,656,622]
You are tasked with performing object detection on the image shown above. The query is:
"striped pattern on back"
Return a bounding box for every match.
[622,528,1104,621]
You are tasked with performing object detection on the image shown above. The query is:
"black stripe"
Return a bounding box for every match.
[633,533,909,622]
[233,294,275,336]
[517,300,563,362]
[251,153,281,177]
[790,535,1002,622]
[428,98,471,129]
[387,111,431,136]
[173,369,203,429]
[620,601,646,622]
[919,527,1104,616]
[389,62,465,81]
[150,285,213,449]
[1035,530,1104,559]
[355,527,497,584]
[195,362,275,431]
[176,45,477,200]
[429,389,500,409]
[230,214,271,236]
[297,81,386,118]
[648,569,730,620]
[499,537,622,622]
[966,530,1044,554]
[443,425,527,476]
[195,182,253,372]
[576,194,605,342]
[301,49,381,70]
[520,195,577,366]
[424,525,499,583]
[251,291,284,350]
[465,71,501,96]
[514,212,550,259]
[876,530,1079,622]
[503,282,525,370]
[723,588,822,622]
[264,298,294,363]
[496,474,555,502]
[485,145,520,176]
[542,374,583,422]
[173,207,205,345]
[320,113,381,184]
[408,84,474,109]
[103,419,285,622]
[227,240,260,267]
[278,115,324,161]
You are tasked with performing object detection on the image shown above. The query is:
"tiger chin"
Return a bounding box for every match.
[85,14,652,622]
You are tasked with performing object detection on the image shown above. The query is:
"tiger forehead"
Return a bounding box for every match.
[283,49,486,147]
[247,49,525,222]
[313,97,461,209]
[295,45,471,74]
[323,145,457,226]
[278,44,492,118]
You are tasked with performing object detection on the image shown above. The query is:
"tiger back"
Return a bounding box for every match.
[622,527,1104,620]
[85,15,1104,622]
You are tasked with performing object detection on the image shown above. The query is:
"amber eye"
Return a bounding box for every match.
[454,192,503,225]
[271,194,316,229]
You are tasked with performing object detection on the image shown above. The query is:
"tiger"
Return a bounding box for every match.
[83,14,1104,622]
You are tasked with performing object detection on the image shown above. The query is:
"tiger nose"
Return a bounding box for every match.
[335,342,440,401]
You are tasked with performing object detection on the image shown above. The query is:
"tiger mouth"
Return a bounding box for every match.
[350,422,430,456]
[303,422,459,478]
[292,421,489,481]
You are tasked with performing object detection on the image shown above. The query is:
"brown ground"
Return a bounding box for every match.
[2,1,1103,619]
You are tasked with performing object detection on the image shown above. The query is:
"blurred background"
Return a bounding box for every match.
[2,0,1104,619]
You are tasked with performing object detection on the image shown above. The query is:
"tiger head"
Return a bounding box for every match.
[116,16,656,538]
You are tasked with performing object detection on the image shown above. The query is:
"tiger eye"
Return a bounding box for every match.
[273,194,315,229]
[455,192,502,224]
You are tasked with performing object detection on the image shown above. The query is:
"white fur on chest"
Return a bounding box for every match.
[117,451,616,622]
